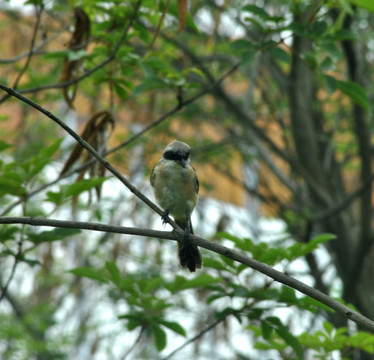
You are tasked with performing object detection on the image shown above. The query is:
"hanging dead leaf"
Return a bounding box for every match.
[60,111,115,207]
[177,0,188,33]
[60,8,91,108]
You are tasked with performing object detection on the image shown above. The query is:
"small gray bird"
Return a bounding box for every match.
[150,140,202,272]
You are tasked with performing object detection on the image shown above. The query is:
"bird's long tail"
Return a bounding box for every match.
[175,219,202,272]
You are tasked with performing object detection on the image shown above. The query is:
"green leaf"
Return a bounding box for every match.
[181,273,221,290]
[323,321,334,335]
[323,74,338,93]
[261,320,273,340]
[265,316,303,356]
[27,228,81,244]
[167,274,221,293]
[0,140,12,152]
[119,313,143,330]
[105,261,121,286]
[0,177,26,197]
[21,256,42,267]
[45,190,64,204]
[46,177,109,203]
[278,286,297,304]
[242,4,271,19]
[64,177,109,197]
[43,50,71,59]
[276,325,303,357]
[0,225,19,242]
[268,47,290,63]
[113,82,128,99]
[312,21,328,37]
[230,39,254,53]
[143,277,164,293]
[67,49,87,61]
[300,233,336,256]
[151,325,167,351]
[320,56,335,72]
[132,76,167,95]
[217,232,254,252]
[28,139,63,179]
[69,267,108,283]
[321,42,342,61]
[159,320,186,336]
[336,80,371,112]
[259,247,284,265]
[203,257,228,271]
[352,0,374,13]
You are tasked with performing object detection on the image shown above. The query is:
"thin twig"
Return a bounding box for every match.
[0,204,27,302]
[121,326,145,360]
[18,0,142,96]
[162,316,227,360]
[0,21,72,64]
[0,4,44,104]
[1,215,374,332]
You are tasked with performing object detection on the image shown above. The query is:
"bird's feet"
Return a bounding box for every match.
[161,209,170,226]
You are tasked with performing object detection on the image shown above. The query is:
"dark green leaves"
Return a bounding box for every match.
[323,75,371,112]
[132,76,167,95]
[27,228,81,244]
[69,266,108,283]
[265,316,303,357]
[165,273,221,293]
[0,138,63,198]
[46,177,109,204]
[218,232,335,266]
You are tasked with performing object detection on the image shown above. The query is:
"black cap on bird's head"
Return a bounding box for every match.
[163,140,190,163]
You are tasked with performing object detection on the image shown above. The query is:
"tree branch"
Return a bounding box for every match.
[0,215,374,332]
[0,62,239,216]
[0,83,176,227]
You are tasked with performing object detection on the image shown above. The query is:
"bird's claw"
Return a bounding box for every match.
[161,210,170,226]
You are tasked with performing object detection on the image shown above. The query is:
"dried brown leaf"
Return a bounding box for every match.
[60,111,115,177]
[177,0,188,33]
[60,8,91,108]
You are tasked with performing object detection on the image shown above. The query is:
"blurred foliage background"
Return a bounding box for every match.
[1,0,374,359]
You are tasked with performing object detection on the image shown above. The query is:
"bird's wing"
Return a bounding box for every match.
[150,160,162,187]
[192,166,199,194]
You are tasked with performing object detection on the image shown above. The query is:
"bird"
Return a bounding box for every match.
[150,140,202,272]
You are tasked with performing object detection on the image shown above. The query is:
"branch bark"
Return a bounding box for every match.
[1,215,373,332]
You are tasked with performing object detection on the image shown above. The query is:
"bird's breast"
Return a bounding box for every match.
[153,160,198,217]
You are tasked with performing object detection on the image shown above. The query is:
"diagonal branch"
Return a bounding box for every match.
[0,63,239,216]
[1,215,373,332]
[0,82,173,225]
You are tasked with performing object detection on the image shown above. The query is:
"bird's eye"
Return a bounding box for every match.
[163,150,178,160]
